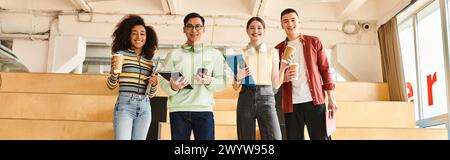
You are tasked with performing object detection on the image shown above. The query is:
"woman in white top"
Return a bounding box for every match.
[232,17,290,140]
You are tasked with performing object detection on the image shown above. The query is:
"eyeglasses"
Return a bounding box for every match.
[185,24,204,31]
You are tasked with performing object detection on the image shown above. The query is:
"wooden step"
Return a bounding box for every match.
[1,93,414,128]
[0,72,117,95]
[166,110,236,125]
[332,127,447,140]
[335,82,390,101]
[160,123,447,140]
[0,72,233,98]
[164,99,237,124]
[336,101,416,128]
[0,119,113,140]
[0,92,116,122]
[0,92,236,123]
[214,111,236,125]
[214,84,239,99]
[0,72,390,100]
[159,122,237,140]
[214,99,237,111]
[214,82,390,101]
[213,82,390,111]
[0,72,168,97]
[165,101,415,128]
[215,100,415,128]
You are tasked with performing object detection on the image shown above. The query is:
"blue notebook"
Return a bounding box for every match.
[225,53,256,86]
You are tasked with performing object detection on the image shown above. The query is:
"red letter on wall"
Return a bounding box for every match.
[427,72,437,106]
[406,82,414,102]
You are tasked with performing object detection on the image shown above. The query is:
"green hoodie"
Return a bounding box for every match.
[159,44,230,112]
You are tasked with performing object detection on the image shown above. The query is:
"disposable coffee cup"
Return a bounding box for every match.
[112,54,124,74]
[282,45,296,61]
[289,63,299,80]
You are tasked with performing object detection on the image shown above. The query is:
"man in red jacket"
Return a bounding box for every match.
[275,8,338,140]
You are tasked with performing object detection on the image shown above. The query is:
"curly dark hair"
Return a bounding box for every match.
[112,14,158,59]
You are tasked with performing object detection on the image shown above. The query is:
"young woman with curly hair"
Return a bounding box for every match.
[107,14,159,140]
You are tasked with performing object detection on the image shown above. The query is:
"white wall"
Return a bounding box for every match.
[54,13,379,47]
[12,39,48,72]
[333,43,383,82]
[47,35,86,73]
[1,0,407,82]
[5,12,383,81]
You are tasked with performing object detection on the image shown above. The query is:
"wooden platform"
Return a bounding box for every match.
[0,119,113,140]
[1,72,444,140]
[0,72,390,100]
[332,127,447,140]
[0,72,118,95]
[335,82,390,101]
[167,101,415,128]
[336,101,415,128]
[159,123,447,140]
[159,122,237,140]
[0,92,115,122]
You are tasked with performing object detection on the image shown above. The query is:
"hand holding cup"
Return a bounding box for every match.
[281,45,296,64]
[111,54,124,74]
[288,63,299,81]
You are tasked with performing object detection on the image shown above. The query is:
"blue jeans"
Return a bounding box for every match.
[169,112,215,140]
[237,85,282,140]
[114,92,152,140]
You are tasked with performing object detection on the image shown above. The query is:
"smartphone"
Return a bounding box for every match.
[197,68,208,77]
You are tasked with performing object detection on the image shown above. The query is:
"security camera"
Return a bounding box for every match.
[361,23,370,31]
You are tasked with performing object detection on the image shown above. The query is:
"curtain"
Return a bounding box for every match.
[378,17,407,101]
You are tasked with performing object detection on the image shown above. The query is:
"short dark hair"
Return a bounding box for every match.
[280,8,299,20]
[111,14,158,60]
[246,17,265,29]
[183,12,205,26]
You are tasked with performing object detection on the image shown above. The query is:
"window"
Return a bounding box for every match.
[398,0,450,128]
[83,45,111,74]
[399,18,419,120]
[416,1,448,118]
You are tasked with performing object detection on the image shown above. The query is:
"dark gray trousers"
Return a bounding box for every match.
[236,85,282,140]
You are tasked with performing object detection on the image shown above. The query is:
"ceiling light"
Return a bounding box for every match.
[342,20,360,35]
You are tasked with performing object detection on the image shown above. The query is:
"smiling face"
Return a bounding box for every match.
[183,17,204,44]
[281,12,301,38]
[247,20,265,42]
[130,25,146,50]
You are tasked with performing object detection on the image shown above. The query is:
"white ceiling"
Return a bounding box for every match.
[0,0,410,24]
[0,0,412,48]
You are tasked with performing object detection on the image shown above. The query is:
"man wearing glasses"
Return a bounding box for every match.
[159,12,229,140]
